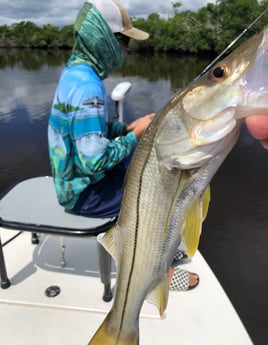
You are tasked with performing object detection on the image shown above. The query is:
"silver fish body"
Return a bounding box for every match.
[88,27,268,345]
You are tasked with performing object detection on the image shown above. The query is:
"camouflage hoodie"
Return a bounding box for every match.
[48,3,137,209]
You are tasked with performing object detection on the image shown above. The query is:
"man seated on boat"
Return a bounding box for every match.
[48,0,199,291]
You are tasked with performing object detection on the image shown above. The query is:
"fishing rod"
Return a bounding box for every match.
[194,6,268,80]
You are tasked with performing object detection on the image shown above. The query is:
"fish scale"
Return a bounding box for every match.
[98,116,183,342]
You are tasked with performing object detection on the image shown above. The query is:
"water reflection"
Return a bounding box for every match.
[0,49,209,123]
[0,48,70,70]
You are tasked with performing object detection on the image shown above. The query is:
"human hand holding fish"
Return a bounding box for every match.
[88,27,268,345]
[246,115,268,149]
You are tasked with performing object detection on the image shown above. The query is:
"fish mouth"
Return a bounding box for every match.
[158,119,240,170]
[156,107,240,170]
[190,107,237,146]
[176,128,240,169]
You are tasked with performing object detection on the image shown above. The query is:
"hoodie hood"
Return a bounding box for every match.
[67,2,127,79]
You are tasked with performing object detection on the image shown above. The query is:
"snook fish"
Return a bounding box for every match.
[88,27,268,345]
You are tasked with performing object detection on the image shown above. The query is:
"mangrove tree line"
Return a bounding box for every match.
[0,0,268,54]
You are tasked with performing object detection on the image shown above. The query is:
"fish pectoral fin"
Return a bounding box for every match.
[146,275,170,317]
[202,185,211,221]
[97,226,117,262]
[183,185,211,257]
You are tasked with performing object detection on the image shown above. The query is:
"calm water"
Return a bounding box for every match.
[1,48,268,344]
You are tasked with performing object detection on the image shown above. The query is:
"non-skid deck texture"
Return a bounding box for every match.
[0,230,253,345]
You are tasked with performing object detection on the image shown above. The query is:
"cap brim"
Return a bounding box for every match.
[122,27,149,40]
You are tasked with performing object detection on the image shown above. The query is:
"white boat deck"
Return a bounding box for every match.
[0,229,253,345]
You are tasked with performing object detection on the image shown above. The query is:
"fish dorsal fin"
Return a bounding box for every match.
[183,185,211,257]
[146,274,170,317]
[97,226,117,262]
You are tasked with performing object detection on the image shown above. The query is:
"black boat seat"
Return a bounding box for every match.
[0,176,116,302]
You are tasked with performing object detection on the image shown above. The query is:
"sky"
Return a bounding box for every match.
[0,0,217,27]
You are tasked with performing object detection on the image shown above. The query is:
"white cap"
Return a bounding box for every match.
[88,0,149,40]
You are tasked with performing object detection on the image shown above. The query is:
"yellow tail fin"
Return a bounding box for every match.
[88,313,139,345]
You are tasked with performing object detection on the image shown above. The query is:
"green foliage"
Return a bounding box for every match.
[0,0,267,54]
[213,0,261,51]
[0,21,74,49]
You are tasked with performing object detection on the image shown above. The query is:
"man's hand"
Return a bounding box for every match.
[246,115,268,149]
[126,113,155,139]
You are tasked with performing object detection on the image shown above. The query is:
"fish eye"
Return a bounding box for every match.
[208,64,230,82]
